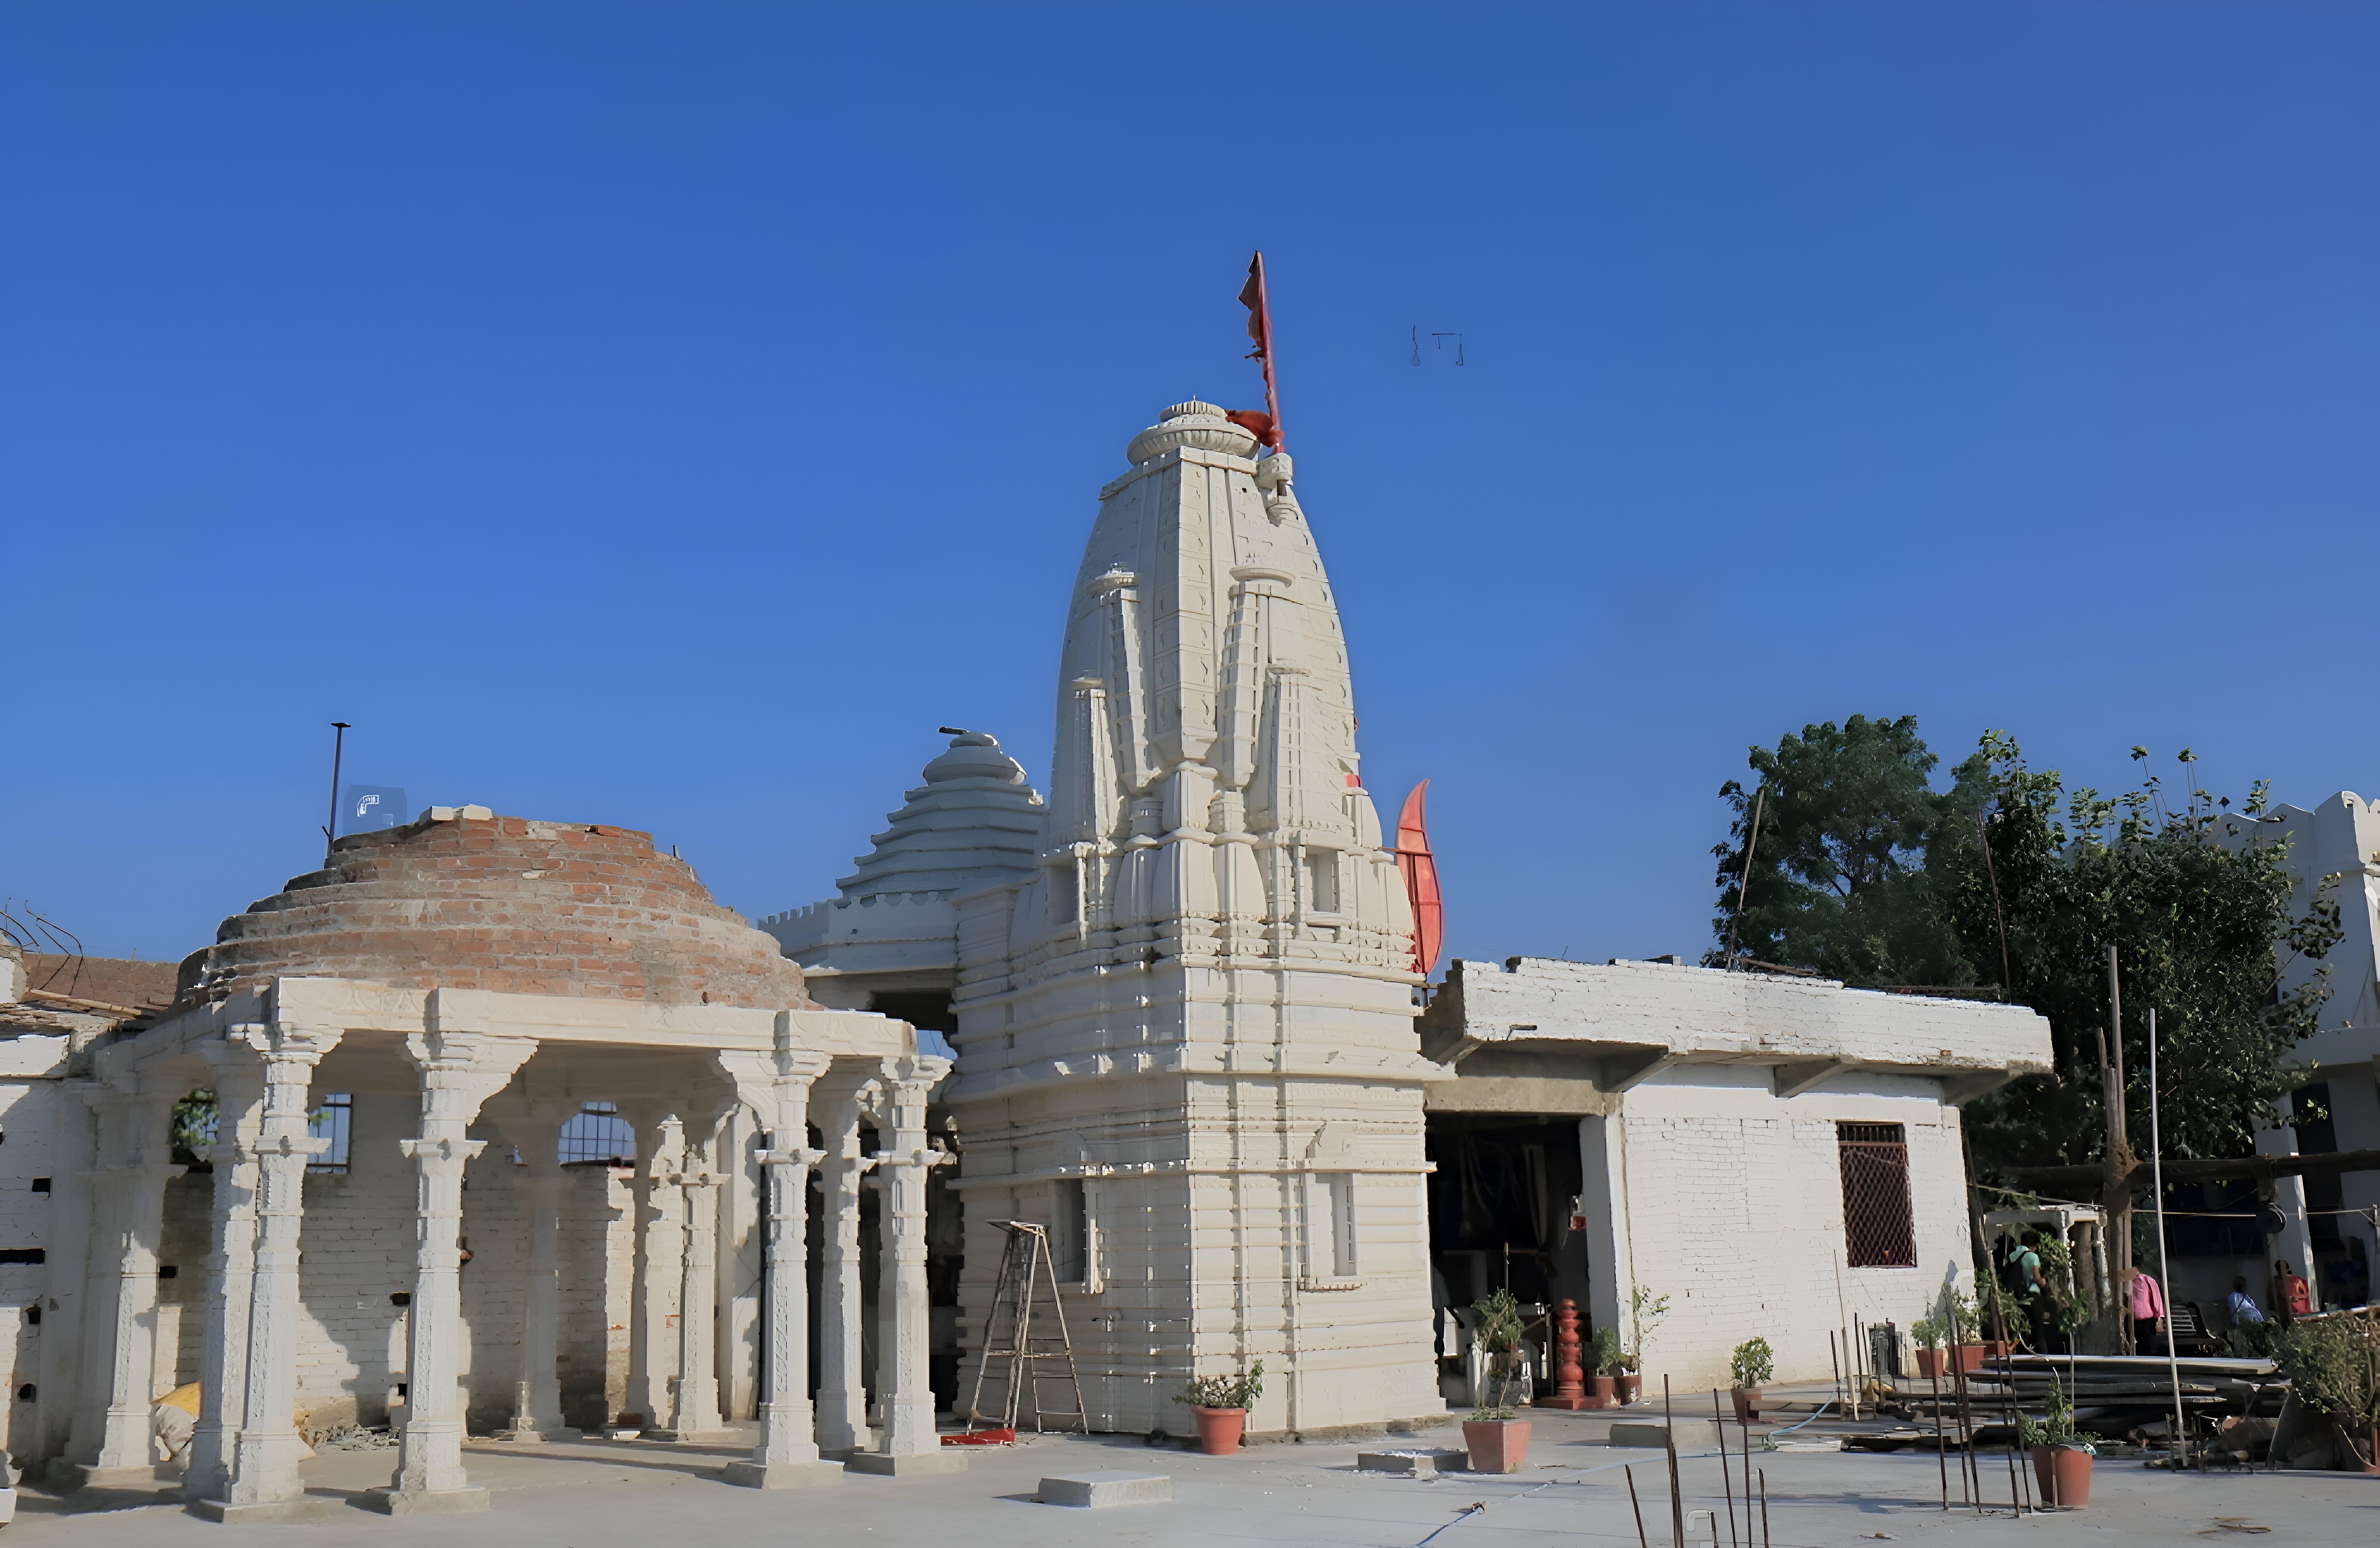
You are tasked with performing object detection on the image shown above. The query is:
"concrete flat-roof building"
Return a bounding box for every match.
[1419,955,2053,1392]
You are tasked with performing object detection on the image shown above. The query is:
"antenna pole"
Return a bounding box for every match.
[325,721,351,850]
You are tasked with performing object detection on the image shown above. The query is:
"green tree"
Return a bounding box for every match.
[1708,723,2343,1171]
[1705,715,1971,987]
[1943,734,2341,1170]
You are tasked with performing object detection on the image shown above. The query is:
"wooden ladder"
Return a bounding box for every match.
[964,1220,1087,1433]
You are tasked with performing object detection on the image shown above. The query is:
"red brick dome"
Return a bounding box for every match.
[176,811,812,1011]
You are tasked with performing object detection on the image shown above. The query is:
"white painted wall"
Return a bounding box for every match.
[1599,1068,1971,1392]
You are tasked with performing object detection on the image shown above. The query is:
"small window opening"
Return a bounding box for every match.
[1837,1122,1916,1268]
[1313,1172,1357,1278]
[559,1102,636,1167]
[1305,849,1341,913]
[1053,1179,1088,1284]
[0,1250,45,1266]
[30,1179,49,1194]
[307,1094,353,1173]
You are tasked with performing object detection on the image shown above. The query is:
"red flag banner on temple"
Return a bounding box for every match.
[1395,780,1444,978]
[1237,252,1283,447]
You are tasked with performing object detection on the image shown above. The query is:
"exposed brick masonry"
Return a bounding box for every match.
[174,813,812,1010]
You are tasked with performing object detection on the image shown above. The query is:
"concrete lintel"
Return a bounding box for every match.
[1423,1076,1615,1116]
[1773,1058,1856,1099]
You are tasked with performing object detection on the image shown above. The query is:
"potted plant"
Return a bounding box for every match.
[1729,1337,1774,1426]
[1911,1313,1947,1380]
[2273,1316,2380,1473]
[1175,1360,1264,1456]
[1463,1290,1533,1472]
[1618,1285,1667,1406]
[1590,1326,1622,1408]
[1953,1288,1996,1369]
[2019,1386,2095,1506]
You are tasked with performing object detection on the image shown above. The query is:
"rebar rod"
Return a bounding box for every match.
[1625,1465,1650,1548]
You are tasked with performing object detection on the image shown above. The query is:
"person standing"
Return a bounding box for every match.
[2013,1231,2053,1352]
[2272,1259,2313,1323]
[2121,1264,2166,1351]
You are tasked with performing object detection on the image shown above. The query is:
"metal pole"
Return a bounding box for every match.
[324,721,351,850]
[1663,1376,1685,1548]
[1759,1467,1770,1548]
[2149,1007,2189,1468]
[1625,1465,1650,1548]
[2106,943,2135,1354]
[1931,1361,1948,1508]
[1711,1389,1737,1548]
[1724,786,1765,967]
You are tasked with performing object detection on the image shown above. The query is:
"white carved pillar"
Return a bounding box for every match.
[849,1055,960,1475]
[77,1082,186,1482]
[368,1005,534,1515]
[183,1044,270,1503]
[719,1031,838,1490]
[658,1108,734,1443]
[811,1072,875,1455]
[630,1110,685,1435]
[500,1103,576,1441]
[203,1022,340,1520]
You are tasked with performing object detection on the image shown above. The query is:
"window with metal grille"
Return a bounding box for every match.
[1837,1121,1915,1267]
[306,1094,353,1174]
[559,1102,636,1167]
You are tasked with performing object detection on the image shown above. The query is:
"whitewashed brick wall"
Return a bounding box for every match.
[1609,1067,1971,1393]
[0,1080,61,1458]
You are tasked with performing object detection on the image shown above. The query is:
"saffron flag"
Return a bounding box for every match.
[1237,252,1283,446]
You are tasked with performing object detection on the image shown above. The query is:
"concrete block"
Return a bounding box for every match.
[1356,1449,1467,1476]
[360,1486,491,1514]
[188,1496,343,1523]
[720,1458,844,1489]
[845,1450,968,1476]
[1609,1419,1724,1450]
[1039,1470,1172,1508]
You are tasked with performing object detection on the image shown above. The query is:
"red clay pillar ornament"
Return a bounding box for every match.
[1537,1298,1592,1410]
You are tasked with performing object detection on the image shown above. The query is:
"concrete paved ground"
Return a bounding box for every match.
[9,1409,2374,1546]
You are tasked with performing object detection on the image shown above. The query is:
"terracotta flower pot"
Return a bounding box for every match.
[1615,1373,1642,1406]
[1588,1375,1616,1409]
[1463,1418,1532,1474]
[1914,1347,1945,1379]
[1981,1339,2012,1361]
[2030,1445,2092,1508]
[1731,1386,1762,1425]
[1956,1343,1989,1373]
[1192,1406,1247,1456]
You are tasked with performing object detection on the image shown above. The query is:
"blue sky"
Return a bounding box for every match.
[4,2,2374,969]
